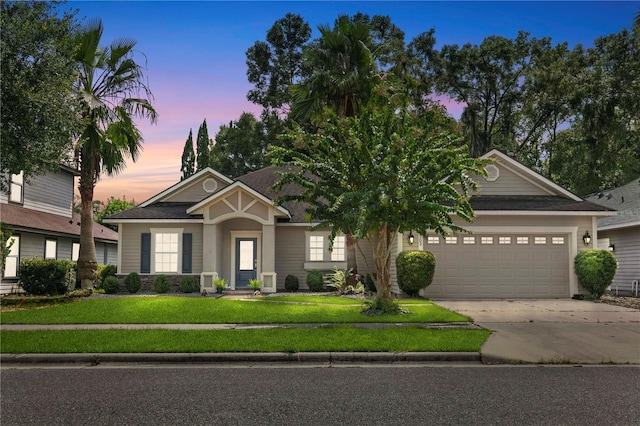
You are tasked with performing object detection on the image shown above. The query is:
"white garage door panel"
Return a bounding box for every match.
[423,234,570,299]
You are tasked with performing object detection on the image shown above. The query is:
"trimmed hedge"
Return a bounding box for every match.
[575,249,618,298]
[179,276,196,293]
[103,276,120,294]
[153,275,171,293]
[284,274,299,292]
[306,270,324,292]
[19,258,75,296]
[396,251,436,296]
[124,272,142,294]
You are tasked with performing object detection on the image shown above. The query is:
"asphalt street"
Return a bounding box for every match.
[2,365,638,425]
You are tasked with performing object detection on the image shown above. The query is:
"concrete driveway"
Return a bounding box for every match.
[435,300,640,364]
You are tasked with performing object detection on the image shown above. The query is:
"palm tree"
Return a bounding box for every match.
[75,20,157,288]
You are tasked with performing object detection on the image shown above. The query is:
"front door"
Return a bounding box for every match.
[235,238,257,287]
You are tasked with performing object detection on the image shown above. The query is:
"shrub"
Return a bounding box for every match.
[103,276,121,294]
[396,251,436,296]
[284,274,299,292]
[306,270,324,292]
[19,258,75,296]
[575,250,618,299]
[327,268,351,294]
[153,275,172,293]
[365,273,377,293]
[249,279,262,290]
[179,276,196,293]
[214,277,227,289]
[124,272,142,294]
[99,264,117,283]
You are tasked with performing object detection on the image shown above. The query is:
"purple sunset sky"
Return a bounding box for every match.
[67,1,638,203]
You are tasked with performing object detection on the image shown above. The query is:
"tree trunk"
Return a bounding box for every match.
[346,232,358,273]
[372,224,394,302]
[77,169,98,289]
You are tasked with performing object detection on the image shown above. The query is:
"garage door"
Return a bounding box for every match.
[422,234,570,299]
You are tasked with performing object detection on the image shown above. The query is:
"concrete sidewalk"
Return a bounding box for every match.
[435,300,640,364]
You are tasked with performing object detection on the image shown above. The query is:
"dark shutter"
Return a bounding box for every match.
[141,233,151,273]
[182,233,192,273]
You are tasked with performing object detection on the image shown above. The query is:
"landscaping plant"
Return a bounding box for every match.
[306,270,324,292]
[124,272,142,294]
[249,279,262,291]
[102,276,120,294]
[179,276,196,293]
[396,251,436,296]
[19,258,74,296]
[574,249,618,299]
[284,274,299,292]
[153,275,171,293]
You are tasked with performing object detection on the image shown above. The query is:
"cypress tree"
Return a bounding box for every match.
[180,129,195,180]
[196,119,211,171]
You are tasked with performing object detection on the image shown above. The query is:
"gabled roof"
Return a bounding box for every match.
[139,167,233,207]
[0,203,118,242]
[585,178,640,229]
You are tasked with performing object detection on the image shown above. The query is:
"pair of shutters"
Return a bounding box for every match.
[140,233,192,273]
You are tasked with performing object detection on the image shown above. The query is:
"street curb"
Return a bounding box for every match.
[0,352,480,365]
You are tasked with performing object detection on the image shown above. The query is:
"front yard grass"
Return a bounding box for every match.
[0,328,490,353]
[0,296,470,324]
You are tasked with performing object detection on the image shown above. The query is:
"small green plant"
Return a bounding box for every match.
[214,277,227,289]
[574,249,618,299]
[153,275,172,293]
[396,251,436,296]
[284,274,299,292]
[124,272,142,294]
[365,273,377,293]
[103,276,120,294]
[249,279,262,290]
[179,276,196,293]
[19,258,75,296]
[99,264,117,283]
[327,268,352,294]
[306,270,324,292]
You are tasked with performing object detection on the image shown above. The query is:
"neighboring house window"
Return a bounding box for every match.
[45,239,57,259]
[4,235,20,278]
[72,242,80,261]
[309,235,324,261]
[481,237,493,244]
[499,237,511,244]
[9,172,23,204]
[154,232,178,273]
[331,235,346,262]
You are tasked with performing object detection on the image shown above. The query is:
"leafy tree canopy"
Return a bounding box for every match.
[211,113,269,178]
[95,196,136,231]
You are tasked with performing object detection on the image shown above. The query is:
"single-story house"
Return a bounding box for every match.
[1,166,118,294]
[585,179,640,295]
[104,150,614,298]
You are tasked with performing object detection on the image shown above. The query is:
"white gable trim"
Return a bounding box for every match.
[475,210,616,217]
[482,150,582,201]
[140,168,233,207]
[186,181,291,219]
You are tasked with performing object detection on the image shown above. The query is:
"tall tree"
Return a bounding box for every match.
[180,129,195,180]
[95,196,136,231]
[1,0,79,189]
[196,119,211,172]
[272,102,488,309]
[75,20,157,288]
[211,113,268,177]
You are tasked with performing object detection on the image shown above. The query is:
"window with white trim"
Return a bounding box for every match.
[445,236,457,244]
[330,235,346,261]
[427,236,440,244]
[552,237,565,245]
[499,237,511,244]
[534,237,546,245]
[154,232,178,272]
[45,239,57,259]
[72,242,80,261]
[309,235,324,261]
[516,236,529,245]
[481,236,493,245]
[463,236,475,244]
[4,236,19,278]
[9,172,23,203]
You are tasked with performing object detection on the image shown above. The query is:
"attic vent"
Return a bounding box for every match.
[203,178,217,193]
[484,164,499,182]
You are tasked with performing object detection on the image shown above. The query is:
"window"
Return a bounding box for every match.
[4,236,19,278]
[9,172,23,203]
[309,235,324,261]
[552,237,565,245]
[463,236,475,244]
[427,236,440,244]
[445,236,457,244]
[481,236,493,245]
[517,236,529,245]
[45,239,57,259]
[154,232,178,272]
[499,237,511,245]
[331,235,346,262]
[72,242,80,261]
[534,237,546,245]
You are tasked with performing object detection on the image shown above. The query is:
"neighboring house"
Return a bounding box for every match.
[585,179,640,295]
[105,150,613,298]
[1,166,118,294]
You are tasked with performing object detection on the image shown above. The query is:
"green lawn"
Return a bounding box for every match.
[0,296,470,324]
[0,328,490,353]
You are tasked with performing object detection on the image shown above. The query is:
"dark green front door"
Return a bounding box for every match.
[235,238,257,287]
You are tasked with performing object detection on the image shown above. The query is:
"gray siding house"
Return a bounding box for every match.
[105,150,613,298]
[1,166,118,294]
[586,179,640,295]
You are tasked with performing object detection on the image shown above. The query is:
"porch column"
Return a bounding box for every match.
[201,223,219,292]
[261,223,277,293]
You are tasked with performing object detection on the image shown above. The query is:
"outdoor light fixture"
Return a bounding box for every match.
[608,244,615,252]
[408,231,414,245]
[582,230,591,246]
